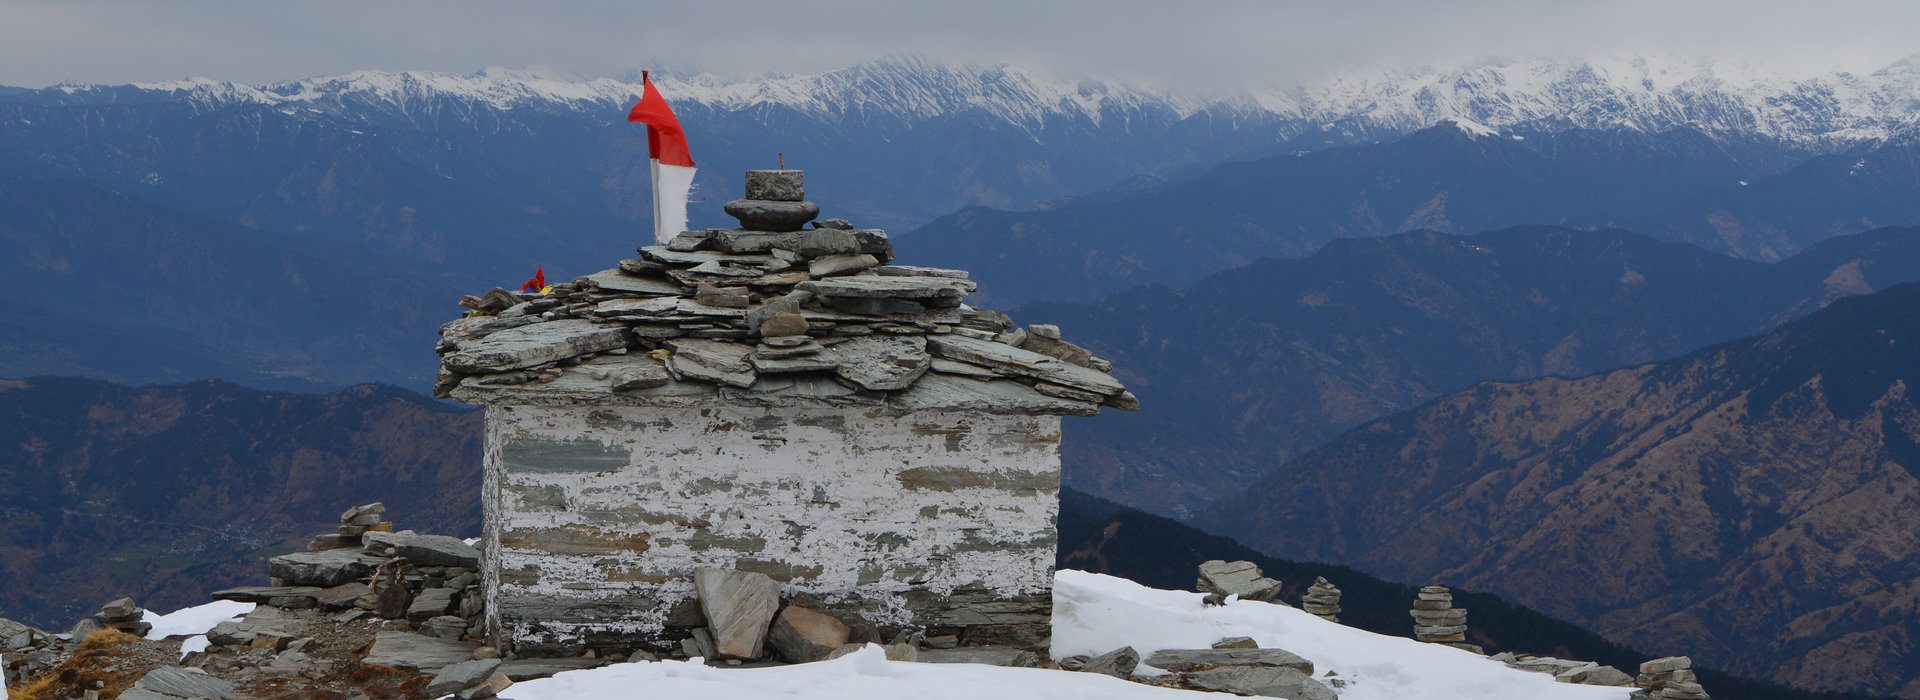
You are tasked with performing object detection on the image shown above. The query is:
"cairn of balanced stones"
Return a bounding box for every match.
[88,597,151,638]
[1302,577,1342,622]
[1635,656,1710,700]
[1411,585,1481,652]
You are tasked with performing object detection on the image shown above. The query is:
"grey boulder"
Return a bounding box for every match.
[131,666,235,700]
[694,567,781,659]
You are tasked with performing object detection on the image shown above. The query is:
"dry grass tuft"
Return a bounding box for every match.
[78,627,143,649]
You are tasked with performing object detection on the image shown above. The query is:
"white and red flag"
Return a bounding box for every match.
[627,71,696,245]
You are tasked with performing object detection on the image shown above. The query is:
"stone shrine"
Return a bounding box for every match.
[436,169,1135,656]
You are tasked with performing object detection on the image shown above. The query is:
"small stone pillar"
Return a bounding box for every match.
[1412,585,1478,652]
[1635,657,1709,700]
[1302,577,1342,622]
[724,169,819,231]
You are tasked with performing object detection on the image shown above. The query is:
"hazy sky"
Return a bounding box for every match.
[3,0,1916,88]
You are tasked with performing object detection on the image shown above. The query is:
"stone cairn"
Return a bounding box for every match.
[433,167,1138,416]
[1411,585,1481,653]
[1635,656,1710,700]
[1301,577,1342,622]
[310,501,393,551]
[80,596,151,639]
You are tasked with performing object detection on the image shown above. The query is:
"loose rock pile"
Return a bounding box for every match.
[1,615,62,687]
[1301,577,1341,622]
[1634,656,1711,699]
[1492,652,1635,686]
[1197,560,1283,605]
[435,169,1136,417]
[1411,585,1480,653]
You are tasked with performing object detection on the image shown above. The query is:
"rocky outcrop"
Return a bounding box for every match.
[436,169,1134,418]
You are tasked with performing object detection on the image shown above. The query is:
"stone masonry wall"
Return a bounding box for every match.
[480,404,1063,654]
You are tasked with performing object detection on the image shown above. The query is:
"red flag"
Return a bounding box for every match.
[627,72,695,167]
[520,266,545,294]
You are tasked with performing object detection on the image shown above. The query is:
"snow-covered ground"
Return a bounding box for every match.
[507,571,1632,699]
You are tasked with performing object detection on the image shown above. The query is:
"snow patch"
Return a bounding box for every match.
[1053,571,1630,700]
[142,599,253,641]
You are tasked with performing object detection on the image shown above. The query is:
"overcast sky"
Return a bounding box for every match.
[3,0,1916,88]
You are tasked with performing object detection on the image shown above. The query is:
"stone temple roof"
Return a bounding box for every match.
[435,169,1135,416]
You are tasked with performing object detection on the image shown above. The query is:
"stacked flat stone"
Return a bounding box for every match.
[312,502,392,551]
[1411,585,1476,651]
[90,597,151,637]
[1301,577,1342,622]
[1635,656,1709,700]
[433,168,1138,418]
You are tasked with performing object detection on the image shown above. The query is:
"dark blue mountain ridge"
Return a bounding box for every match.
[904,120,1912,306]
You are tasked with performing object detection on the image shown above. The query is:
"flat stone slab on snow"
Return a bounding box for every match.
[1145,648,1314,674]
[442,319,630,373]
[1185,666,1337,700]
[266,549,388,588]
[362,631,481,671]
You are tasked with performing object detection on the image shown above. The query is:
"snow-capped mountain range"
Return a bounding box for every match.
[40,52,1920,145]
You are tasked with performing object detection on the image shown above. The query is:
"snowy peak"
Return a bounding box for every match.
[16,53,1920,144]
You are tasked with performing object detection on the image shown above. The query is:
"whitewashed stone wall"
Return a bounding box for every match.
[480,403,1063,653]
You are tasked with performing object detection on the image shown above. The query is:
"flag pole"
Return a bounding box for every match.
[643,70,663,244]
